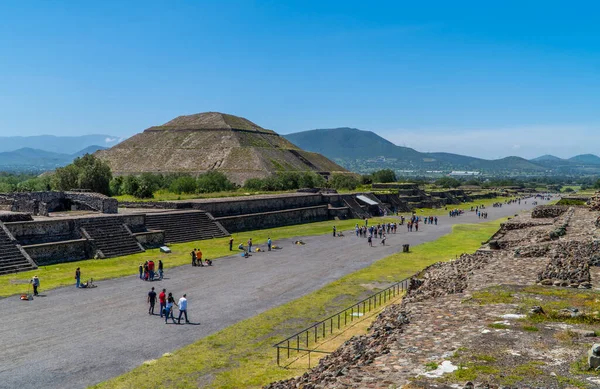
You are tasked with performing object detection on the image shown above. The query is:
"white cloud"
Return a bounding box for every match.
[105,137,117,143]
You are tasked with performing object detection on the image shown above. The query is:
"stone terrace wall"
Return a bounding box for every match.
[531,204,568,218]
[0,191,117,215]
[215,205,328,233]
[120,193,324,218]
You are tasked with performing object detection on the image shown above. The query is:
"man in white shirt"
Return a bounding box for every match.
[177,294,190,324]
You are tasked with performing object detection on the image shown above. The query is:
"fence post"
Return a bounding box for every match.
[338,314,340,329]
[306,330,309,348]
[297,335,300,352]
[287,340,290,358]
[277,346,280,366]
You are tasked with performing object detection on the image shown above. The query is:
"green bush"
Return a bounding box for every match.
[122,176,140,196]
[330,174,359,190]
[169,175,197,194]
[196,171,235,193]
[52,154,112,195]
[371,169,396,183]
[243,178,264,191]
[435,177,461,188]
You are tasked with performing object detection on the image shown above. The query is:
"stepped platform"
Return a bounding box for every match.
[79,217,144,258]
[145,210,229,244]
[0,224,35,275]
[343,197,370,219]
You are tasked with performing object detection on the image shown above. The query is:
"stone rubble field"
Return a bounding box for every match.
[266,203,600,389]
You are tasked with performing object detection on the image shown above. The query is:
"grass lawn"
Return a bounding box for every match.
[91,219,504,389]
[0,217,397,298]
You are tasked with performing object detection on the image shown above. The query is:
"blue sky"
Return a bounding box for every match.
[0,1,598,159]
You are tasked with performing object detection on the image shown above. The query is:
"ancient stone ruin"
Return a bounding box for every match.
[266,203,600,389]
[95,111,349,185]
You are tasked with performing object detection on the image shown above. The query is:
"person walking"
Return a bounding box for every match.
[165,293,177,324]
[159,288,166,318]
[177,294,190,324]
[148,260,155,281]
[148,287,157,315]
[75,267,81,288]
[138,263,143,279]
[267,237,272,251]
[158,260,164,280]
[31,275,40,296]
[247,239,253,253]
[333,226,336,237]
[229,237,233,251]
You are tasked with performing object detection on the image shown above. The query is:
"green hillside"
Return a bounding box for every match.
[284,128,548,173]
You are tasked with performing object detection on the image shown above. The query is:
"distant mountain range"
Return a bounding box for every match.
[0,134,121,154]
[284,128,600,174]
[0,146,107,172]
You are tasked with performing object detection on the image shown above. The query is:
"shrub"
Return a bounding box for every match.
[53,154,112,195]
[330,174,359,190]
[196,171,235,193]
[371,169,396,183]
[110,176,124,196]
[243,178,264,191]
[169,175,197,194]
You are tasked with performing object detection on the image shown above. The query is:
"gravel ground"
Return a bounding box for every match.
[0,198,550,389]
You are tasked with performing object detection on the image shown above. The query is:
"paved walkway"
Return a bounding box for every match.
[0,198,552,389]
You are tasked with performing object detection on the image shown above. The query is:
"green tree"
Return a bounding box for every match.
[361,175,373,185]
[371,169,396,183]
[435,177,461,189]
[110,176,124,196]
[169,175,197,194]
[53,154,112,195]
[196,171,235,193]
[330,174,360,190]
[122,176,140,196]
[243,178,264,191]
[298,172,326,188]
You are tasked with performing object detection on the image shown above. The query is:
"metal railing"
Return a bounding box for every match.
[274,275,414,367]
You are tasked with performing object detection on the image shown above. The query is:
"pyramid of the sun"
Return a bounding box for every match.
[95,112,348,184]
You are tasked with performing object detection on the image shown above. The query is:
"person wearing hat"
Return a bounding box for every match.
[31,275,40,296]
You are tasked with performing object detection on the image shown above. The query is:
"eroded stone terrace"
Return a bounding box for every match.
[266,206,600,389]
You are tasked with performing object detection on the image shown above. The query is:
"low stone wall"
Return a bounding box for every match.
[0,212,33,223]
[120,193,325,218]
[134,231,165,249]
[531,205,568,218]
[216,205,329,233]
[5,214,146,245]
[327,207,350,220]
[23,239,89,266]
[0,191,118,215]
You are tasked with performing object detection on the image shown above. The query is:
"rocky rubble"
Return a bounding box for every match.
[588,192,600,211]
[403,252,491,304]
[264,305,410,389]
[266,206,600,389]
[531,205,568,218]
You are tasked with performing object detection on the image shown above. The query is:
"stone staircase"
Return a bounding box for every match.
[0,223,36,275]
[80,217,144,258]
[343,197,370,219]
[145,211,229,243]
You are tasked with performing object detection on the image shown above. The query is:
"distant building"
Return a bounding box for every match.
[448,171,480,176]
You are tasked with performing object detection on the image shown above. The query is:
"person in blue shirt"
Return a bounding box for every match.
[267,238,272,251]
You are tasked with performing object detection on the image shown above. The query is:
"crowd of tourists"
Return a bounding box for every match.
[138,259,164,281]
[147,287,191,324]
